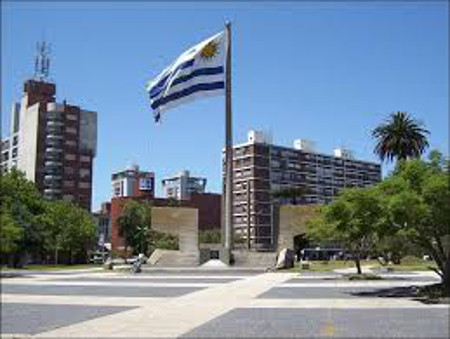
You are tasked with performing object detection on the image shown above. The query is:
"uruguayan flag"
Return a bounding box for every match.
[146,31,225,122]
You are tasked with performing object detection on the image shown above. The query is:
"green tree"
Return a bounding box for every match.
[372,111,429,163]
[118,200,153,255]
[308,187,386,274]
[379,155,450,289]
[0,169,46,266]
[0,206,24,253]
[40,201,96,264]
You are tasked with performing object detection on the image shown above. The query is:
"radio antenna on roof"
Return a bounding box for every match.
[34,41,51,81]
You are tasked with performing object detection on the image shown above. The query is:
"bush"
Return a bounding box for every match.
[401,255,423,264]
[153,231,179,250]
[199,229,221,244]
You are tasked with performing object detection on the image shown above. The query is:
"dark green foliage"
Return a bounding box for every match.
[308,150,450,286]
[118,200,153,255]
[307,187,386,274]
[153,231,179,250]
[199,229,221,244]
[0,169,96,266]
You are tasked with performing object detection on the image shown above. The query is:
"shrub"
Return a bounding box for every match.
[153,231,179,250]
[199,229,221,244]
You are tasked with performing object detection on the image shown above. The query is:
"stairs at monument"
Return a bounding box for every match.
[232,250,277,268]
[147,249,199,267]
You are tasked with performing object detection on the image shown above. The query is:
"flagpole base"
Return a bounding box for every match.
[220,248,233,266]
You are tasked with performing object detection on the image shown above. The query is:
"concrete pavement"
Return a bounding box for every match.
[1,268,447,338]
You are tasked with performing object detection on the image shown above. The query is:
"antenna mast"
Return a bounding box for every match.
[34,41,51,81]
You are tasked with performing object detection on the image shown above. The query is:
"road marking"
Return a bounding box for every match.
[321,322,335,336]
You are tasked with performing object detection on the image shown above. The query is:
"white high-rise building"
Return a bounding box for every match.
[162,170,207,200]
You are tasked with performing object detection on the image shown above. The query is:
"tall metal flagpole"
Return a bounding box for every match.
[224,21,233,262]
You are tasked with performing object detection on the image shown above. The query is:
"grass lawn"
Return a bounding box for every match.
[1,264,102,271]
[286,258,437,273]
[286,260,377,273]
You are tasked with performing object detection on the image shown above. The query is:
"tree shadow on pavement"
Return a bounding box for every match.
[350,284,448,304]
[350,285,420,298]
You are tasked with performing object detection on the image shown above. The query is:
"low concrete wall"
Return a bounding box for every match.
[277,205,320,250]
[152,207,198,252]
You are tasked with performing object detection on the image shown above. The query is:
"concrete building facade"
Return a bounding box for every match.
[229,130,382,251]
[1,80,97,210]
[93,202,112,248]
[162,170,207,200]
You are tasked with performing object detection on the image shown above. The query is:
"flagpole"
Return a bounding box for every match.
[224,21,233,262]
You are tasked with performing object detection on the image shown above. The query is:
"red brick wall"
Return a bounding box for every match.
[189,193,221,231]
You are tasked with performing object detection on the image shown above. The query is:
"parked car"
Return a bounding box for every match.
[89,252,106,264]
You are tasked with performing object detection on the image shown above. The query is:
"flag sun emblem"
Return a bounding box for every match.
[200,40,220,60]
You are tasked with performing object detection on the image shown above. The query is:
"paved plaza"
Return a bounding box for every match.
[1,268,448,338]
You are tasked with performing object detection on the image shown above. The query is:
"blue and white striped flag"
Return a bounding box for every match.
[146,31,225,122]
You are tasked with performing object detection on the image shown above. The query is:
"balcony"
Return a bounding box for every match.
[46,147,63,153]
[45,161,62,167]
[47,120,64,127]
[46,134,63,140]
[44,188,62,194]
[44,174,62,180]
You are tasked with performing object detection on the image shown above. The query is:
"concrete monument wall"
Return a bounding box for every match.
[152,207,198,252]
[277,205,320,250]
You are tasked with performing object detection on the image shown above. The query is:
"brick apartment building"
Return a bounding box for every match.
[1,79,97,210]
[227,130,382,251]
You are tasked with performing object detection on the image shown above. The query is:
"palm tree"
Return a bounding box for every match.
[372,111,429,162]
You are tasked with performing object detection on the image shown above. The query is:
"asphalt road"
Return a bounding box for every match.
[183,307,450,338]
[52,277,240,284]
[1,303,135,335]
[2,283,204,298]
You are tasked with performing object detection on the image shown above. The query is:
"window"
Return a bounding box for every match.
[80,155,90,162]
[66,114,78,121]
[66,127,77,134]
[64,167,75,175]
[65,140,77,147]
[65,154,76,161]
[63,195,74,202]
[64,180,75,187]
[79,182,90,189]
[1,152,9,162]
[79,168,90,178]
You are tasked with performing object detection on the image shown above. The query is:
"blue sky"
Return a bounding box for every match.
[2,1,448,211]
